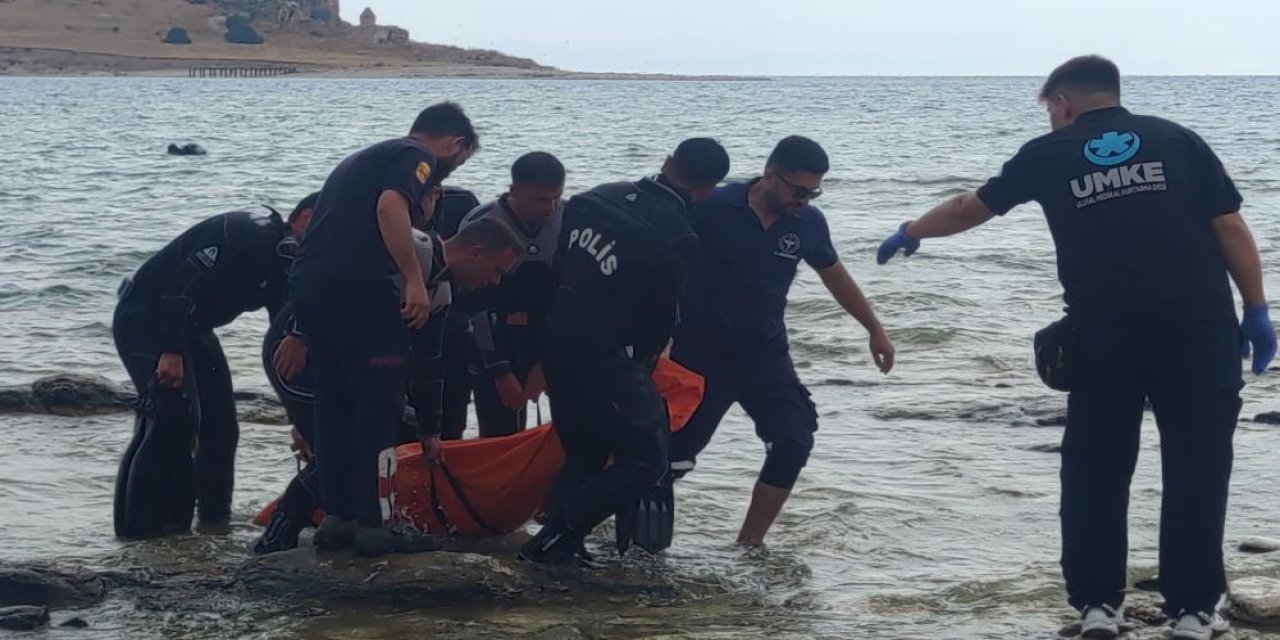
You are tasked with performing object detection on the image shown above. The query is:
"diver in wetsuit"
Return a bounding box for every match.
[460,152,565,437]
[253,214,521,555]
[519,139,730,566]
[112,193,317,539]
[420,186,483,440]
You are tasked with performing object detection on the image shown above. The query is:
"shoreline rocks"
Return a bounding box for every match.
[0,373,288,424]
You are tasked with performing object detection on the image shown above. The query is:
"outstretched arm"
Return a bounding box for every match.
[907,192,996,239]
[816,262,894,373]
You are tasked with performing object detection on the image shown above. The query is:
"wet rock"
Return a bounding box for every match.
[1022,443,1062,454]
[1230,576,1280,624]
[167,143,207,156]
[238,538,680,604]
[1253,412,1280,425]
[59,616,89,628]
[0,605,50,631]
[31,374,132,415]
[1134,576,1161,592]
[1034,414,1068,427]
[1124,602,1167,626]
[0,565,108,608]
[1239,536,1280,553]
[532,626,585,640]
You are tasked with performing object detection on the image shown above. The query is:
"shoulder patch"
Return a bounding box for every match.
[416,161,432,185]
[195,246,219,268]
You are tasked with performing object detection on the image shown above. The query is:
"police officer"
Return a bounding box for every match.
[460,152,565,437]
[112,192,316,539]
[519,138,731,566]
[288,102,481,555]
[253,211,521,555]
[876,55,1275,640]
[669,136,895,547]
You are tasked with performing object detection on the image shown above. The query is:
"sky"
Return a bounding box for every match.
[343,0,1278,76]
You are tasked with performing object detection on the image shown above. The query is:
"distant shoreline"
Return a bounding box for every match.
[0,46,761,82]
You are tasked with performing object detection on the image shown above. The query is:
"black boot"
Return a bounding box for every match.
[313,516,357,551]
[352,523,445,557]
[518,524,595,568]
[252,507,304,555]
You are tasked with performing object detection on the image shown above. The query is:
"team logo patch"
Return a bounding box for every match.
[415,161,432,185]
[527,243,539,255]
[195,246,219,268]
[775,233,801,259]
[1083,131,1141,167]
[624,192,638,203]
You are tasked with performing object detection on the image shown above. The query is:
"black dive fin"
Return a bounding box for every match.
[113,384,197,539]
[632,474,674,554]
[615,497,637,556]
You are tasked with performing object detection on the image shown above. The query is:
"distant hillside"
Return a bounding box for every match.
[0,0,554,75]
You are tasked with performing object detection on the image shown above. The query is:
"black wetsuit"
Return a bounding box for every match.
[424,186,481,440]
[113,209,292,535]
[976,107,1244,617]
[541,176,697,538]
[460,197,561,437]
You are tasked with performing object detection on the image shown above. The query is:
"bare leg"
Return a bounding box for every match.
[737,482,791,546]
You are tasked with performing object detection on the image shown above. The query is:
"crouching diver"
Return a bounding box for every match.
[112,193,316,539]
[253,213,521,555]
[520,138,730,566]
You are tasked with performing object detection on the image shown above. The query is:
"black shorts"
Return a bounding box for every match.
[668,341,818,480]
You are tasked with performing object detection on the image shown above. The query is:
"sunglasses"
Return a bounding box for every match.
[777,174,823,200]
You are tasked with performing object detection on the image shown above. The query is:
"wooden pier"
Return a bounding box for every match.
[187,66,299,78]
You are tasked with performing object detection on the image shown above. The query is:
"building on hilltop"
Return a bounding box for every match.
[359,7,376,27]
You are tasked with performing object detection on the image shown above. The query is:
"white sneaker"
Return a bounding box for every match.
[1080,604,1122,639]
[1171,610,1229,640]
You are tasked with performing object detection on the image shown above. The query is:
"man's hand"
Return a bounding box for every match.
[402,278,431,329]
[523,365,546,402]
[420,434,444,466]
[876,222,921,265]
[155,352,184,388]
[1241,305,1277,375]
[290,425,314,463]
[495,373,525,411]
[870,328,895,374]
[273,335,308,382]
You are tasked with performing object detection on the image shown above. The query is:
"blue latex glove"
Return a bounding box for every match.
[1241,305,1277,375]
[876,222,921,265]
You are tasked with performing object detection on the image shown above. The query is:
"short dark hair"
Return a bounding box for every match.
[454,215,522,256]
[511,151,565,187]
[1039,55,1121,100]
[668,138,731,188]
[288,191,320,223]
[766,136,829,175]
[410,102,480,151]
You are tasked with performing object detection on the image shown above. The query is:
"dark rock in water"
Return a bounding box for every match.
[59,616,89,628]
[1240,536,1280,553]
[1034,414,1068,427]
[238,535,681,604]
[0,605,49,631]
[30,374,132,415]
[167,143,207,156]
[1230,576,1280,624]
[1022,443,1062,454]
[1253,412,1280,425]
[0,565,108,608]
[0,387,39,413]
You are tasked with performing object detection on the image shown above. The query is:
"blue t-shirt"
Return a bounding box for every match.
[677,181,839,352]
[290,137,438,285]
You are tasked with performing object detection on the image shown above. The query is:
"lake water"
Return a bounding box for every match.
[2,75,1279,639]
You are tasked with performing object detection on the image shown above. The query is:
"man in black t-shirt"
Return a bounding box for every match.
[877,56,1274,640]
[289,102,482,556]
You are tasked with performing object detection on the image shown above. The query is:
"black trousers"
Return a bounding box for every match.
[291,279,408,528]
[440,311,473,441]
[543,352,668,534]
[113,302,239,525]
[1060,312,1242,616]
